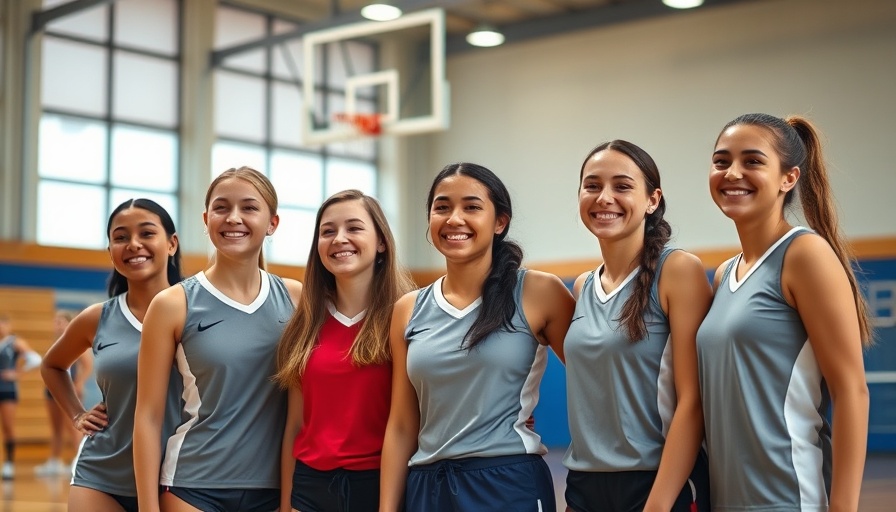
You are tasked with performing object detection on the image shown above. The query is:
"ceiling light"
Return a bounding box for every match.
[662,0,704,8]
[360,3,402,22]
[466,25,505,47]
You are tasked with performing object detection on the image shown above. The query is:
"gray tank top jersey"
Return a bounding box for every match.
[161,270,292,488]
[563,247,678,472]
[697,227,832,511]
[405,268,548,466]
[0,336,18,395]
[72,293,183,496]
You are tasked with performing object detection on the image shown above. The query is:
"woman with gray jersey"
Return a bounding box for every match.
[134,167,303,512]
[380,163,575,512]
[697,113,872,512]
[0,313,43,480]
[563,140,712,512]
[41,198,184,512]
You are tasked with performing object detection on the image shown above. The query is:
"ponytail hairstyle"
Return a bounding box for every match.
[205,166,278,269]
[275,190,416,387]
[106,198,183,297]
[579,140,671,342]
[718,113,872,345]
[426,163,523,350]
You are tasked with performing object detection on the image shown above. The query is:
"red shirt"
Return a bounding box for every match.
[292,309,392,470]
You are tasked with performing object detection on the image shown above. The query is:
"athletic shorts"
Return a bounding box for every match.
[0,391,17,402]
[565,449,710,512]
[291,459,380,512]
[109,492,138,512]
[406,453,555,512]
[165,486,278,512]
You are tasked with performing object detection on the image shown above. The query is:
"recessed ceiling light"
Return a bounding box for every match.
[466,25,505,47]
[360,3,402,22]
[662,0,704,8]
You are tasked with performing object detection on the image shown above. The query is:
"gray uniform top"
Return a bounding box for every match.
[405,269,548,466]
[72,293,182,496]
[697,227,832,511]
[0,336,18,395]
[563,247,677,472]
[161,270,292,488]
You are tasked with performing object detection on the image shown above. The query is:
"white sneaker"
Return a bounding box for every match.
[35,459,65,476]
[1,462,12,480]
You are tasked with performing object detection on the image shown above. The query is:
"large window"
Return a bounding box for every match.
[213,4,378,266]
[37,0,181,249]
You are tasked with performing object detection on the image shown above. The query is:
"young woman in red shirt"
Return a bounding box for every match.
[275,189,415,512]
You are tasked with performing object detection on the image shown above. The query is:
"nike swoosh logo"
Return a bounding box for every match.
[96,342,118,351]
[407,327,430,339]
[571,315,585,322]
[198,320,224,332]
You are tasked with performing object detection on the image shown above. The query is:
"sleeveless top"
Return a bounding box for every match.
[161,270,294,488]
[564,247,678,471]
[405,269,548,465]
[72,293,182,496]
[697,227,831,511]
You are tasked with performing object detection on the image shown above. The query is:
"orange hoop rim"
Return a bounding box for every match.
[333,112,383,136]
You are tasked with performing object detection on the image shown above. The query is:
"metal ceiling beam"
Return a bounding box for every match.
[31,0,119,35]
[446,0,761,54]
[210,0,469,67]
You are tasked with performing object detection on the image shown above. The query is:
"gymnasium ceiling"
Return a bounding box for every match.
[227,0,766,54]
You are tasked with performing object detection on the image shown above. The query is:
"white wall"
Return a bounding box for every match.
[400,0,896,269]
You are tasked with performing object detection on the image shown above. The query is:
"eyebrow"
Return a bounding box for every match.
[713,149,768,157]
[582,174,636,181]
[112,221,159,232]
[320,218,367,227]
[433,195,484,202]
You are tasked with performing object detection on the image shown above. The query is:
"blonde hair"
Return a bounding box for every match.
[275,190,416,387]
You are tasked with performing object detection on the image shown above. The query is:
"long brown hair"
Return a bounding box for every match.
[718,113,872,346]
[579,140,670,342]
[274,190,415,387]
[205,166,278,270]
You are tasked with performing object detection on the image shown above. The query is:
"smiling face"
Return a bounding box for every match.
[578,148,660,243]
[107,206,178,284]
[203,177,278,260]
[428,174,507,263]
[317,199,384,280]
[710,124,799,222]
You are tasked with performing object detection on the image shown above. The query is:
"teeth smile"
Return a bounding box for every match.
[222,232,247,238]
[723,190,751,196]
[592,213,621,220]
[127,257,148,264]
[445,234,470,240]
[332,251,355,258]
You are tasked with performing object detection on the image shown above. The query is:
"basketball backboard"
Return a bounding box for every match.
[301,8,449,145]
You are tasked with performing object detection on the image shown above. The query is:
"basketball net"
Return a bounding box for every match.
[333,112,383,137]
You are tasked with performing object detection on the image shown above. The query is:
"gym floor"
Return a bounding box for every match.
[2,450,894,511]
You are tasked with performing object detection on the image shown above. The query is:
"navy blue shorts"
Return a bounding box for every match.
[565,449,710,512]
[109,492,138,512]
[291,459,380,512]
[165,486,278,512]
[0,390,17,402]
[406,453,555,512]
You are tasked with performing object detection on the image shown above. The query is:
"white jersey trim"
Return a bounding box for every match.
[783,339,828,509]
[433,276,482,319]
[327,302,366,326]
[195,269,270,314]
[593,265,639,304]
[728,226,806,293]
[116,293,143,332]
[513,344,548,455]
[161,343,203,485]
[656,333,676,437]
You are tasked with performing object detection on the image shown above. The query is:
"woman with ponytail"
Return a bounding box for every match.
[563,140,712,512]
[698,114,871,512]
[380,163,575,512]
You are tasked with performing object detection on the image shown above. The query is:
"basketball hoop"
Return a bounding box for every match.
[333,112,383,137]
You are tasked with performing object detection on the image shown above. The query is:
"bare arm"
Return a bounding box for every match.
[522,270,575,364]
[280,386,303,512]
[134,286,186,512]
[40,304,108,435]
[783,235,868,512]
[379,291,421,512]
[283,278,304,309]
[72,349,94,399]
[644,251,713,512]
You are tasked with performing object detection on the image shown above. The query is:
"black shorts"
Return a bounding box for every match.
[406,453,555,512]
[165,486,278,512]
[109,492,138,512]
[291,459,380,512]
[565,449,710,512]
[0,391,17,403]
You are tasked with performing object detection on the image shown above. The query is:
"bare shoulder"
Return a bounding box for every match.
[68,302,104,336]
[784,232,841,274]
[282,278,304,306]
[661,250,710,283]
[571,271,591,298]
[394,289,422,315]
[523,269,567,294]
[148,283,187,316]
